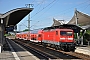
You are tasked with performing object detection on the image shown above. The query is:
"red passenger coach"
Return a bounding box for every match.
[30,29,43,42]
[16,29,43,42]
[16,33,21,39]
[16,32,28,40]
[37,30,43,42]
[42,28,75,51]
[22,32,29,40]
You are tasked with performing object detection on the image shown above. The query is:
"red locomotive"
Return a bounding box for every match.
[42,28,75,51]
[16,28,75,51]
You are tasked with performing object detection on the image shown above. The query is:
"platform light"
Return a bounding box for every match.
[1,18,3,24]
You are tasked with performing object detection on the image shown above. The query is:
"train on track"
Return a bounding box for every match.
[16,27,76,51]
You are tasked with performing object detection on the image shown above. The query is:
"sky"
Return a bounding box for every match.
[0,0,90,31]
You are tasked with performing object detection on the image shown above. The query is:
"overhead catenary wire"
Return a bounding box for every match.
[34,0,45,8]
[31,0,57,18]
[31,0,36,3]
[19,0,90,31]
[30,0,90,29]
[34,0,45,14]
[54,0,90,17]
[22,0,46,30]
[31,0,90,20]
[32,0,90,26]
[30,0,57,29]
[35,0,57,20]
[82,3,90,12]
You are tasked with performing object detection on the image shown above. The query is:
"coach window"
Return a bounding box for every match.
[56,31,58,35]
[38,34,41,37]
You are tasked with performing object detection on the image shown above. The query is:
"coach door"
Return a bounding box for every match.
[38,34,42,41]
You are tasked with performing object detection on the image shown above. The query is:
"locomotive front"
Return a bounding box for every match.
[59,29,75,51]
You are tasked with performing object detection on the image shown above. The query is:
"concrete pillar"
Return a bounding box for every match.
[81,36,83,45]
[81,30,86,45]
[88,41,90,46]
[0,18,4,53]
[76,30,80,45]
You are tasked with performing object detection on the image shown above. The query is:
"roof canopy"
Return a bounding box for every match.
[51,18,61,27]
[0,7,33,26]
[68,10,90,26]
[44,24,82,33]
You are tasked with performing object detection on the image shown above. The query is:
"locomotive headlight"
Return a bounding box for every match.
[68,38,73,40]
[60,38,65,40]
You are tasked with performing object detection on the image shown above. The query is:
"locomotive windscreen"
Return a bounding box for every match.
[60,31,73,36]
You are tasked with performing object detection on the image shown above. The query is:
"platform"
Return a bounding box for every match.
[75,46,90,56]
[1,37,90,60]
[0,51,15,60]
[0,38,39,60]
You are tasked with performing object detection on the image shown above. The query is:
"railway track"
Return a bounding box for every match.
[11,39,83,60]
[33,42,90,60]
[12,39,59,59]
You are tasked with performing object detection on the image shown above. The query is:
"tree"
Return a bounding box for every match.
[83,33,90,45]
[84,33,90,41]
[23,29,29,32]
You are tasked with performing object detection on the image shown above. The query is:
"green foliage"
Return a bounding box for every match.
[4,34,11,36]
[86,30,90,34]
[74,33,77,39]
[84,33,90,41]
[83,30,90,44]
[23,29,29,32]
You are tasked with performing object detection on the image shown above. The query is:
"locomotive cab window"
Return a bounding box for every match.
[60,31,72,36]
[67,32,72,36]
